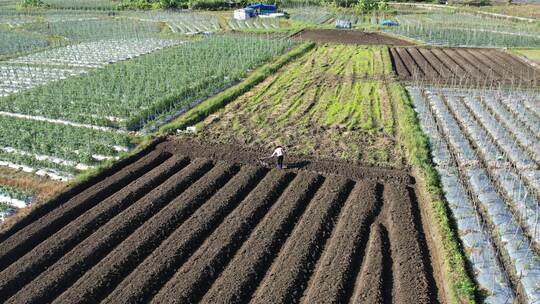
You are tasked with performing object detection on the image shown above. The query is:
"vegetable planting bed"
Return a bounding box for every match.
[390,47,540,87]
[0,36,293,179]
[8,39,182,68]
[0,65,84,97]
[291,29,413,46]
[386,12,540,48]
[0,138,438,304]
[124,11,220,35]
[409,86,540,303]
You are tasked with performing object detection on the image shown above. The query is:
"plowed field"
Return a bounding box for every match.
[0,139,438,304]
[292,29,413,46]
[390,47,540,87]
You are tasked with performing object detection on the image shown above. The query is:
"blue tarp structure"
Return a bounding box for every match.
[243,7,256,17]
[381,20,399,26]
[247,3,277,14]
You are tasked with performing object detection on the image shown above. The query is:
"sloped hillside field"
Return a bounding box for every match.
[0,139,437,304]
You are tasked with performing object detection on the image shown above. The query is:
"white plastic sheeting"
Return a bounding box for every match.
[410,85,540,303]
[8,39,182,68]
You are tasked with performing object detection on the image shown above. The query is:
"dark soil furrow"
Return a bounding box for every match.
[250,177,354,304]
[383,184,432,304]
[455,49,500,79]
[464,49,516,82]
[417,48,452,78]
[0,150,169,271]
[71,165,267,304]
[301,181,384,304]
[350,223,390,304]
[5,158,215,304]
[406,47,439,78]
[47,162,238,304]
[482,50,535,83]
[291,29,411,45]
[150,170,296,304]
[0,155,189,302]
[430,48,467,77]
[200,172,325,304]
[390,48,411,78]
[442,49,485,79]
[396,48,424,77]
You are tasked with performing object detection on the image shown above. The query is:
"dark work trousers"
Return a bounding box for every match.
[277,155,284,169]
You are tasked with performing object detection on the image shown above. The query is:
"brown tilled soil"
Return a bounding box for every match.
[0,138,439,304]
[390,46,540,87]
[292,29,413,46]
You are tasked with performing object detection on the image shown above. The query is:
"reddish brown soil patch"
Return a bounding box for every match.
[292,29,413,46]
[390,46,540,87]
[0,138,439,304]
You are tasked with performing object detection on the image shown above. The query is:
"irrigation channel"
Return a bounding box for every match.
[0,139,438,304]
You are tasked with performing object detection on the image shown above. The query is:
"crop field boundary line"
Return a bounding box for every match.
[393,84,477,303]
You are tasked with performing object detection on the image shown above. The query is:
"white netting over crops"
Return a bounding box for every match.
[409,86,515,303]
[8,38,182,68]
[410,85,540,303]
[0,65,84,97]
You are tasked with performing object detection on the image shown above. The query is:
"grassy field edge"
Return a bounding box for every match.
[158,41,315,135]
[391,83,477,303]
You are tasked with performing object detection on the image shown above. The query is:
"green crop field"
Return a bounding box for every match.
[194,45,402,167]
[1,2,540,303]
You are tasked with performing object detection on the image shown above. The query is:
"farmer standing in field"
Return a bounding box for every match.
[271,145,286,169]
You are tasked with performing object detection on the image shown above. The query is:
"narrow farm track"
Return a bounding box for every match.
[390,47,540,87]
[0,140,438,303]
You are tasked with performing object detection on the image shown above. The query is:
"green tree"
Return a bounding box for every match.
[355,0,386,11]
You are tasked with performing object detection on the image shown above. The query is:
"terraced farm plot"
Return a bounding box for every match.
[197,44,403,167]
[409,87,540,303]
[390,47,540,87]
[292,29,413,46]
[0,139,438,303]
[0,35,293,181]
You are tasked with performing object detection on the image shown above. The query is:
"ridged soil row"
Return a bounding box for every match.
[0,154,189,302]
[150,170,296,304]
[390,48,411,77]
[456,49,500,79]
[417,49,452,78]
[430,49,466,77]
[249,177,355,304]
[396,48,423,77]
[480,50,525,83]
[383,184,432,304]
[62,165,268,304]
[5,158,215,304]
[350,223,392,304]
[406,48,439,78]
[0,150,169,271]
[301,181,384,303]
[465,50,515,83]
[198,172,325,304]
[487,50,538,83]
[441,49,484,79]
